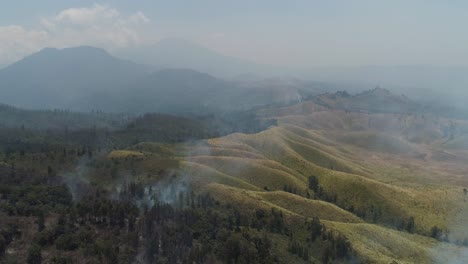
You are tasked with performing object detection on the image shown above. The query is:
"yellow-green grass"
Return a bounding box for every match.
[187,156,307,192]
[107,105,468,263]
[206,137,261,153]
[328,221,467,264]
[129,142,175,157]
[203,183,361,224]
[330,131,416,155]
[274,148,460,234]
[181,161,260,191]
[204,183,302,223]
[279,124,340,147]
[257,191,363,223]
[179,145,266,160]
[222,125,367,176]
[201,124,463,235]
[283,136,360,174]
[107,150,144,159]
[173,127,461,239]
[203,184,468,264]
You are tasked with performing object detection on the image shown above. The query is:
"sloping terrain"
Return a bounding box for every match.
[2,89,466,263]
[109,90,468,263]
[115,119,466,263]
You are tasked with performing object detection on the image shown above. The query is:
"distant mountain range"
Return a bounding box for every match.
[0,45,323,113]
[117,38,468,88]
[1,39,467,114]
[116,38,468,111]
[305,65,468,109]
[115,38,285,78]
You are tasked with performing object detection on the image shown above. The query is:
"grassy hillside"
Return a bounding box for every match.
[2,91,467,263]
[137,99,467,263]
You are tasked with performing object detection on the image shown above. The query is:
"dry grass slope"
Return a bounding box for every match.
[112,102,468,263]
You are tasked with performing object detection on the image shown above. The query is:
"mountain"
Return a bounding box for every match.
[6,43,464,116]
[115,38,285,78]
[78,68,235,113]
[115,39,468,112]
[305,65,468,112]
[77,68,317,113]
[312,87,420,114]
[0,46,148,109]
[0,46,321,113]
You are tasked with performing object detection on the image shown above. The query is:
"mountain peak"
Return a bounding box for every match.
[156,38,201,47]
[357,87,411,103]
[63,45,108,53]
[152,38,222,58]
[36,45,108,55]
[366,86,391,96]
[38,47,59,53]
[152,68,214,78]
[333,90,351,98]
[0,45,147,110]
[116,38,273,77]
[15,46,112,67]
[314,87,418,114]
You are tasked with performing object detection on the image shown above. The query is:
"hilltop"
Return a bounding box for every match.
[310,87,419,114]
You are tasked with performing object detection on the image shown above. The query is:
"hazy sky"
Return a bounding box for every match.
[1,0,468,67]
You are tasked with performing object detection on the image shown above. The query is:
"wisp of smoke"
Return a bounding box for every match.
[61,157,91,201]
[113,172,190,209]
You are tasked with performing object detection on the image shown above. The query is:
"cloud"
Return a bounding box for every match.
[0,25,49,64]
[53,4,120,26]
[0,4,152,65]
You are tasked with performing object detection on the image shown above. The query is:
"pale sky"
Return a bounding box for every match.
[1,0,468,67]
